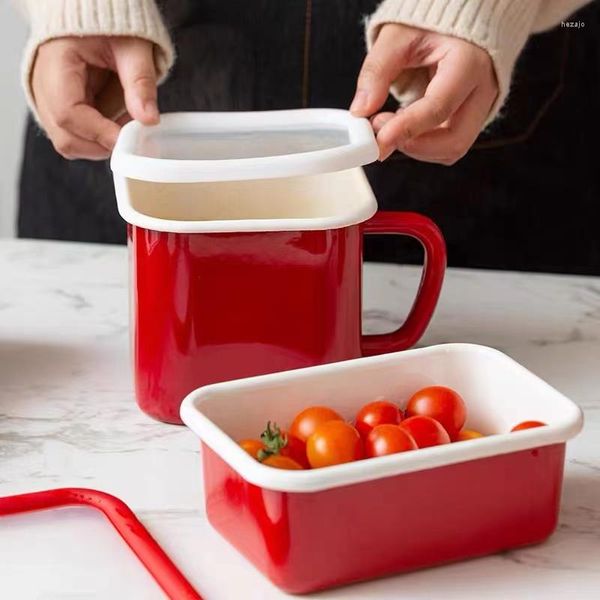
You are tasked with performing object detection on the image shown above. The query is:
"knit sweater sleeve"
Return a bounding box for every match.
[19,0,175,117]
[365,0,593,123]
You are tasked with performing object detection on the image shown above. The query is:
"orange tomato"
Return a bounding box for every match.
[365,424,417,457]
[456,429,484,441]
[511,420,547,432]
[262,455,303,470]
[289,406,343,442]
[306,421,364,468]
[239,439,264,459]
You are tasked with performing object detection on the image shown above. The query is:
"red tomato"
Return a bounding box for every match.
[406,386,466,440]
[511,420,547,432]
[289,406,343,442]
[365,424,417,458]
[262,455,303,470]
[279,432,310,469]
[355,399,403,438]
[456,429,484,441]
[399,416,451,448]
[306,421,364,468]
[239,439,264,459]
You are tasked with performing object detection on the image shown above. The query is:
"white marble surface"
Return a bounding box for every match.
[0,238,598,599]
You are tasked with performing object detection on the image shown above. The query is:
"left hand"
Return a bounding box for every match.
[350,23,498,165]
[31,36,159,160]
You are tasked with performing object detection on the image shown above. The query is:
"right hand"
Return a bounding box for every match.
[350,23,498,165]
[31,36,159,160]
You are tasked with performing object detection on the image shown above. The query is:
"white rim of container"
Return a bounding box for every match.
[180,343,584,494]
[112,167,377,233]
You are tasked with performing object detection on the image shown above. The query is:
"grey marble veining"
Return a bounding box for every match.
[0,239,598,599]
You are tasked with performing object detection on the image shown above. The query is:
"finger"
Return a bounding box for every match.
[48,129,112,161]
[35,50,87,126]
[390,144,448,165]
[399,87,495,165]
[112,38,159,124]
[116,112,133,127]
[350,24,421,117]
[54,103,120,150]
[371,112,395,134]
[33,50,117,151]
[377,52,479,158]
[95,72,127,120]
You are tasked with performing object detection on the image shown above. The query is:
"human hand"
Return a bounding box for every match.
[31,36,159,160]
[350,23,498,165]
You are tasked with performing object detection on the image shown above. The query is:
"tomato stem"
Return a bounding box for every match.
[257,421,288,462]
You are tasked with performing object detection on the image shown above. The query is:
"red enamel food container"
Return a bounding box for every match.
[111,110,446,423]
[180,343,583,594]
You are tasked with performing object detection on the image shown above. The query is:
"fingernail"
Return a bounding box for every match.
[144,100,159,123]
[379,144,394,162]
[350,89,368,115]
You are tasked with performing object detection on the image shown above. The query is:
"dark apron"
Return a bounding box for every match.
[18,0,600,275]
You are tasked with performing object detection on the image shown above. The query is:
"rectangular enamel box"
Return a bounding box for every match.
[181,343,583,594]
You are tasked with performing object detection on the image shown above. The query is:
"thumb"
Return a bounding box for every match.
[112,38,159,125]
[350,24,420,118]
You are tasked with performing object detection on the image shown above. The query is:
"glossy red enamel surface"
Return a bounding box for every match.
[202,443,565,594]
[130,212,445,423]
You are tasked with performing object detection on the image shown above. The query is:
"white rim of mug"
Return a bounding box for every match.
[113,167,378,233]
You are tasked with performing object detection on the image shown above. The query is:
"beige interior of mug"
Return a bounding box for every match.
[126,168,374,222]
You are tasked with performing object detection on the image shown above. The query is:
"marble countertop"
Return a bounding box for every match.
[0,238,598,599]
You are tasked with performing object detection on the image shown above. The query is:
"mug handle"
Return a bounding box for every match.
[361,211,446,356]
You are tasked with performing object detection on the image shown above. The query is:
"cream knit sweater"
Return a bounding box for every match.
[19,0,175,113]
[20,0,592,123]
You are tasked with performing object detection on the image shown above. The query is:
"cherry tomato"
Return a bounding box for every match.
[289,406,343,442]
[262,455,303,470]
[406,386,466,440]
[239,439,264,459]
[257,421,310,467]
[365,424,417,458]
[355,399,403,438]
[280,432,310,469]
[456,429,484,441]
[306,421,364,468]
[511,420,547,432]
[399,416,451,448]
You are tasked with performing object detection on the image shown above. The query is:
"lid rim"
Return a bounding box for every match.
[110,109,379,183]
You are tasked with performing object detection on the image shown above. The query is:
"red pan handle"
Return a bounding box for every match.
[0,488,201,600]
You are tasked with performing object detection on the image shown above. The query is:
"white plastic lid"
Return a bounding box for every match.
[110,109,378,183]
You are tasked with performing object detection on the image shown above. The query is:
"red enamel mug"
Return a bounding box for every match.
[112,111,446,423]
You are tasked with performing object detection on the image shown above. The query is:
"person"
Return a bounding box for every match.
[17,1,598,274]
